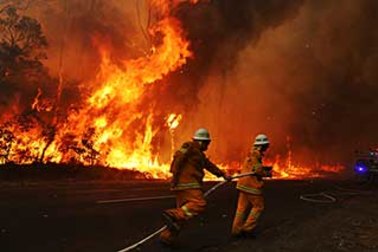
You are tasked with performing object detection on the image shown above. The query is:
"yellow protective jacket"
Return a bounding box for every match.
[236,148,269,195]
[170,141,225,191]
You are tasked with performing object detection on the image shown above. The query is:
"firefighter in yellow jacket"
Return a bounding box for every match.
[231,134,272,237]
[159,128,231,245]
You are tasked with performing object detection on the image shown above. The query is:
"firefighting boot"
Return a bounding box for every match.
[162,210,181,233]
[230,231,244,239]
[159,228,177,247]
[240,228,258,239]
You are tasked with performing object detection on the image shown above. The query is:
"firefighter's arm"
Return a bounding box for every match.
[204,159,231,181]
[250,152,272,177]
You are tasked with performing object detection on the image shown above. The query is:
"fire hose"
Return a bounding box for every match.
[299,185,373,204]
[116,172,256,252]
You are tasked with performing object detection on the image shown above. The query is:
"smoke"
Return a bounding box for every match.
[32,0,147,80]
[167,0,305,161]
[284,0,378,163]
[173,0,378,165]
[156,0,303,107]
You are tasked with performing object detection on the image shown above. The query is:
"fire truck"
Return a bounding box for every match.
[354,148,378,183]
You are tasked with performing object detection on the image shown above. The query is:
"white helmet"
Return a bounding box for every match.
[193,128,211,141]
[254,134,269,146]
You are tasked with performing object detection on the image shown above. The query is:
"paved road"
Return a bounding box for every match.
[0,178,368,252]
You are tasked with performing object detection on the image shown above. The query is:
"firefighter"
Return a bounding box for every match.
[159,128,231,245]
[231,133,272,238]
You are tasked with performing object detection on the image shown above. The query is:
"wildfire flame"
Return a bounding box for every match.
[166,113,183,159]
[0,0,345,180]
[54,0,192,177]
[32,88,53,113]
[166,113,183,131]
[268,159,345,179]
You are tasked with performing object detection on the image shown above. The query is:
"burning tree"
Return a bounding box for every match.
[0,4,58,166]
[0,3,56,118]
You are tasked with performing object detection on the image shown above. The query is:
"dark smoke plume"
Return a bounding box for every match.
[163,0,306,161]
[284,0,378,163]
[169,0,378,165]
[160,0,304,108]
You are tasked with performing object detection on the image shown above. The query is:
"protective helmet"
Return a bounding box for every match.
[193,128,211,141]
[254,134,270,146]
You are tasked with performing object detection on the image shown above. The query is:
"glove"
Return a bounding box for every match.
[265,171,273,178]
[263,166,273,171]
[263,166,273,178]
[171,180,178,188]
[223,174,232,182]
[171,174,179,187]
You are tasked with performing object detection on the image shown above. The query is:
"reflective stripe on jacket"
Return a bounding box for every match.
[173,182,201,190]
[236,184,262,195]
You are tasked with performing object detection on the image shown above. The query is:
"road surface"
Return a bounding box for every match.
[0,178,377,251]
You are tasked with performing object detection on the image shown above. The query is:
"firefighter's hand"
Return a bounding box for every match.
[223,174,232,182]
[264,170,273,178]
[171,176,178,187]
[263,166,273,178]
[263,166,273,172]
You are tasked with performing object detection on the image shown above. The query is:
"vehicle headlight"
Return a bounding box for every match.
[355,163,368,174]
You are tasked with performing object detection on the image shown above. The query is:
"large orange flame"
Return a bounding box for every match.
[0,0,345,180]
[53,1,192,177]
